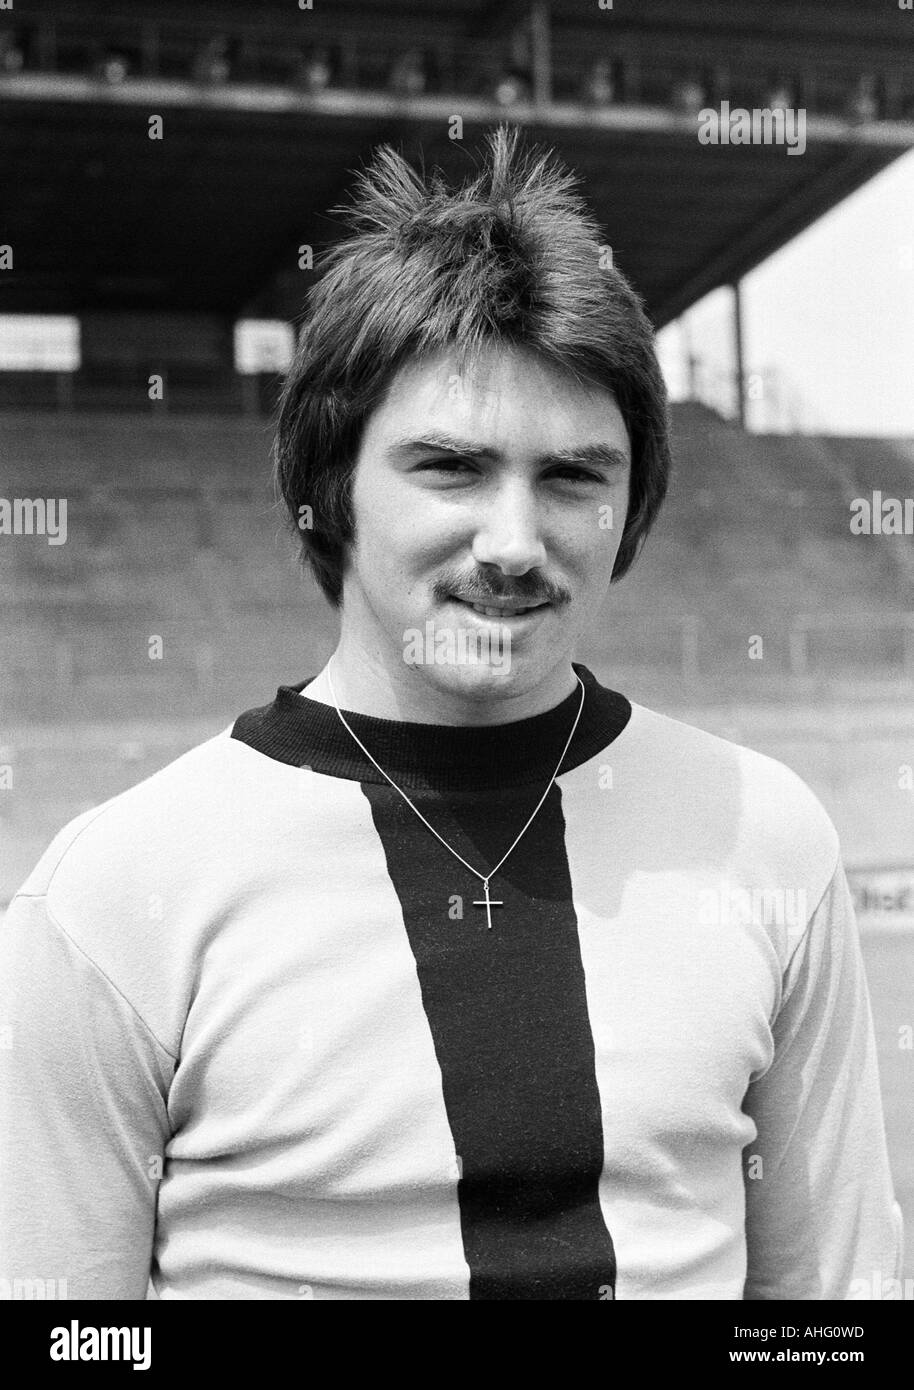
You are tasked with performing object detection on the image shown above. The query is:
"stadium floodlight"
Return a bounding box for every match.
[849,74,880,123]
[0,34,24,74]
[493,18,533,107]
[96,51,130,85]
[388,49,427,98]
[192,36,231,86]
[671,75,707,115]
[296,46,334,93]
[583,60,614,107]
[493,71,531,106]
[764,81,795,111]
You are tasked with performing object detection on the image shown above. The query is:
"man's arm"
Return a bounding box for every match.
[0,892,174,1299]
[742,858,904,1299]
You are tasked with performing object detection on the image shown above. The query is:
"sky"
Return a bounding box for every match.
[657,147,914,436]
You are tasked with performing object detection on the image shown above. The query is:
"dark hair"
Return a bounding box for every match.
[274,124,671,608]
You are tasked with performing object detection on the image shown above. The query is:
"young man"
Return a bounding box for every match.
[0,127,903,1300]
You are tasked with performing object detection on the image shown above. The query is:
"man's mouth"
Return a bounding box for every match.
[449,596,550,619]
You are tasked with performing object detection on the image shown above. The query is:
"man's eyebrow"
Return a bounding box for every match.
[545,443,629,470]
[387,432,628,470]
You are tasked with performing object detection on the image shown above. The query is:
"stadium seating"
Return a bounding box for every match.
[581,401,914,698]
[0,411,331,724]
[3,402,913,728]
[3,399,911,903]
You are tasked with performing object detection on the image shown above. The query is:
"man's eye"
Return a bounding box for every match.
[550,468,603,482]
[415,462,603,482]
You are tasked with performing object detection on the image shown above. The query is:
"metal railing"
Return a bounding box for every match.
[0,368,283,414]
[1,12,911,121]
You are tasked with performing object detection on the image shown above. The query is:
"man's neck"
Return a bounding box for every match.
[300,647,580,727]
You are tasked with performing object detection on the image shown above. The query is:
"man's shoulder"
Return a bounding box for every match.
[625,699,834,804]
[3,727,256,1056]
[620,700,840,876]
[13,725,243,904]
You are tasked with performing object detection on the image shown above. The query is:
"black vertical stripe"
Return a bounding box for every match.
[362,779,616,1301]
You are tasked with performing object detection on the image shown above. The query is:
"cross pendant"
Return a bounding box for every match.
[472,877,503,930]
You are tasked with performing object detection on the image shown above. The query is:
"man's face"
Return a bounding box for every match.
[339,343,631,716]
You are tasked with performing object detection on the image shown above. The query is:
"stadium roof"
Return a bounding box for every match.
[1,0,912,327]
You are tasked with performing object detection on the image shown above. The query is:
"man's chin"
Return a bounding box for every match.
[411,656,521,699]
[395,603,574,707]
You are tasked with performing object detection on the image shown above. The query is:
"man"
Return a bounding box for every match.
[0,127,903,1300]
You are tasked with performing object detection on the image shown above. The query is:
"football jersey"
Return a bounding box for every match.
[0,663,902,1298]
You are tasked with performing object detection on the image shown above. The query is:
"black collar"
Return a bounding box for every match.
[230,662,631,793]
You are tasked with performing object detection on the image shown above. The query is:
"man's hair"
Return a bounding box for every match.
[274,125,671,608]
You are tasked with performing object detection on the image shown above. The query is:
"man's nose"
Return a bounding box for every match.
[470,481,548,575]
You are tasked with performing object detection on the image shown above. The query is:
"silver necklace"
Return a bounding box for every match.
[325,660,586,928]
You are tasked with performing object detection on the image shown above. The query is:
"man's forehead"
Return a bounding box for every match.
[385,343,602,394]
[373,345,629,443]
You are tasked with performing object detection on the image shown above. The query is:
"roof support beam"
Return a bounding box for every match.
[530,1,552,110]
[652,145,903,325]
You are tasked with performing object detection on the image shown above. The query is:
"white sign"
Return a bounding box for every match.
[847,866,914,930]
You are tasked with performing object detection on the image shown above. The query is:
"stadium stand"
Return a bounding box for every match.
[588,402,914,695]
[3,401,913,731]
[0,410,330,723]
[2,400,912,878]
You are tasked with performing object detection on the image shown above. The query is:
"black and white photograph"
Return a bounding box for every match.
[0,0,912,1351]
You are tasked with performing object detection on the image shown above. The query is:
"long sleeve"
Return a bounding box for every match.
[0,892,175,1300]
[742,858,904,1299]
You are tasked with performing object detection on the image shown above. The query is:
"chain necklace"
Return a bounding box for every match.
[325,659,586,928]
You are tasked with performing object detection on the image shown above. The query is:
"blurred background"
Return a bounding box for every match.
[0,0,911,1288]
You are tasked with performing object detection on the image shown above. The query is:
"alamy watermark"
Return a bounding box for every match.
[698,881,808,929]
[0,496,67,545]
[847,1269,914,1300]
[0,1276,69,1299]
[49,1321,151,1370]
[698,101,806,156]
[850,491,914,535]
[403,620,511,674]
